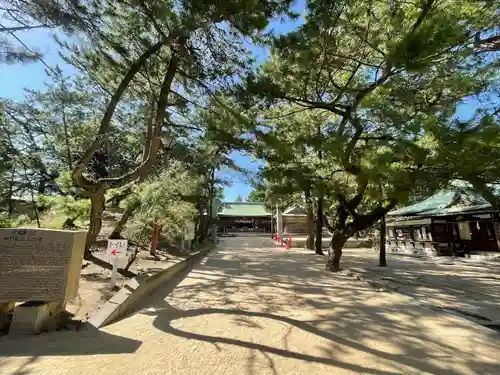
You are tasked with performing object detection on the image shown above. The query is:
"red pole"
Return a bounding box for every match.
[150,223,161,255]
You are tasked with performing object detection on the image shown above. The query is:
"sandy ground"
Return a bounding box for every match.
[1,237,499,375]
[66,248,186,321]
[339,249,500,325]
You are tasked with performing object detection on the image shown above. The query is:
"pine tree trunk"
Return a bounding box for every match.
[192,216,200,245]
[198,216,208,244]
[124,247,139,272]
[315,195,324,255]
[379,216,387,267]
[84,191,105,259]
[305,189,315,250]
[7,168,14,217]
[206,168,215,241]
[109,202,139,239]
[37,178,46,195]
[307,210,315,250]
[326,232,348,272]
[62,106,73,171]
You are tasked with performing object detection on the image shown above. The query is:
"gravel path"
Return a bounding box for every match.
[1,237,499,375]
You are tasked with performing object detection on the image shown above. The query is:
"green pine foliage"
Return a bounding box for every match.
[37,172,90,229]
[122,164,199,246]
[235,0,500,270]
[1,0,499,269]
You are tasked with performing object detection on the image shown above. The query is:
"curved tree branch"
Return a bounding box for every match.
[94,37,186,190]
[72,38,168,188]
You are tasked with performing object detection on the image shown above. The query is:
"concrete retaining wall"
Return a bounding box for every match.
[88,248,210,328]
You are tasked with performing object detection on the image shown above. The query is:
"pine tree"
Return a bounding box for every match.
[239,0,500,270]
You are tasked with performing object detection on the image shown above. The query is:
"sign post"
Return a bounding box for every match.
[107,239,128,287]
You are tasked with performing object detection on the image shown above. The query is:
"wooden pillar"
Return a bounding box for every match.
[494,222,500,250]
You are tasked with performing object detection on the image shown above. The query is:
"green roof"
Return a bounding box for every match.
[283,206,307,216]
[388,186,494,217]
[218,202,271,217]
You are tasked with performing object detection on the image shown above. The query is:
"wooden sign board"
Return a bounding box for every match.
[458,222,472,240]
[107,239,128,258]
[185,222,195,240]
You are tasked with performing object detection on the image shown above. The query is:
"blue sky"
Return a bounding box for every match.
[0,1,305,202]
[219,1,306,200]
[2,2,491,202]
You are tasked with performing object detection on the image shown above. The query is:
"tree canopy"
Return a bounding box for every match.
[1,0,499,272]
[235,0,500,270]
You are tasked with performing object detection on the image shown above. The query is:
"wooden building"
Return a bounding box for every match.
[281,206,309,235]
[386,186,500,258]
[217,202,272,233]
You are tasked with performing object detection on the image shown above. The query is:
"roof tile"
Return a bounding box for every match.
[218,202,271,217]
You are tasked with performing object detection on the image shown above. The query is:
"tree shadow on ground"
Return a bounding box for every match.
[145,305,405,375]
[0,326,141,358]
[0,329,141,375]
[340,249,500,323]
[137,237,500,375]
[0,355,38,375]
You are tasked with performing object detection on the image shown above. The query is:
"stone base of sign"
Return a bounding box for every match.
[9,301,64,335]
[0,302,15,332]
